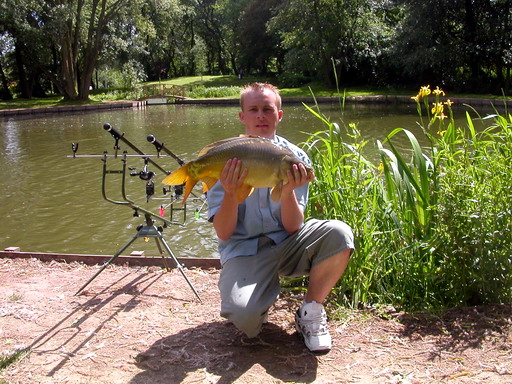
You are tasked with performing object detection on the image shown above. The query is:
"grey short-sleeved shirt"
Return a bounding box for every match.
[207,135,311,265]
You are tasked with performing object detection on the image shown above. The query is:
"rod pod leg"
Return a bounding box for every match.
[74,234,139,295]
[74,221,201,302]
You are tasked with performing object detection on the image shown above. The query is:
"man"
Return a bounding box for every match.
[207,82,354,352]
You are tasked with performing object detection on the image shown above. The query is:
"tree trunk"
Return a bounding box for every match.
[0,54,13,100]
[76,0,127,100]
[464,0,481,80]
[14,41,32,98]
[59,24,79,101]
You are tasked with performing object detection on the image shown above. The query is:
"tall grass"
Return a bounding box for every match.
[304,88,512,310]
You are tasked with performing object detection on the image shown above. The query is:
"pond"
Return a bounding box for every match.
[0,102,446,258]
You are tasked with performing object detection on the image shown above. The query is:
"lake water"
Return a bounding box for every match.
[0,102,444,258]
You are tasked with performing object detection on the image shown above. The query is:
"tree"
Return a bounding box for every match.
[394,0,512,93]
[0,35,13,100]
[1,0,133,101]
[0,0,47,98]
[55,0,133,100]
[137,0,196,80]
[269,0,396,87]
[183,0,234,75]
[237,0,282,75]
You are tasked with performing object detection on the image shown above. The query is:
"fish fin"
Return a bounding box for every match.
[182,176,197,202]
[201,177,218,192]
[162,165,197,203]
[198,143,216,157]
[162,164,189,185]
[270,182,283,202]
[236,184,254,203]
[198,135,269,156]
[198,137,245,157]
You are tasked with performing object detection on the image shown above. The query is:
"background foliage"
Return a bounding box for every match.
[1,0,511,101]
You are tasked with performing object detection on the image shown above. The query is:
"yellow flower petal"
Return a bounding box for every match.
[433,86,446,96]
[420,85,431,97]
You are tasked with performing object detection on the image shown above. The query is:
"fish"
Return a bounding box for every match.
[162,136,314,203]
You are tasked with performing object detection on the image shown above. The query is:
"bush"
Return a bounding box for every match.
[277,72,310,88]
[187,85,241,99]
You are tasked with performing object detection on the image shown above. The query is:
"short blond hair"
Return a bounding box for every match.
[240,82,282,110]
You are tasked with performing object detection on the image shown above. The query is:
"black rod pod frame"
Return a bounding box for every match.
[69,123,201,301]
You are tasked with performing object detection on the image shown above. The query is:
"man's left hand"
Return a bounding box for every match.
[282,163,314,195]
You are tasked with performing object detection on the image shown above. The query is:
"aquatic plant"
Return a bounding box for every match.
[303,87,512,310]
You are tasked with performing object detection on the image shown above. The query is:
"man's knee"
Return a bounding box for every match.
[221,305,266,338]
[317,219,355,254]
[329,219,353,240]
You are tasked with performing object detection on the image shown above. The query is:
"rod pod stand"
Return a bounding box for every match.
[71,123,201,301]
[74,212,201,302]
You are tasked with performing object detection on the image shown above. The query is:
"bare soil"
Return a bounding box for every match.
[0,257,511,384]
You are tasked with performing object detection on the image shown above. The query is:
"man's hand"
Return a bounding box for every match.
[219,158,248,198]
[280,163,313,234]
[281,163,314,196]
[213,158,248,241]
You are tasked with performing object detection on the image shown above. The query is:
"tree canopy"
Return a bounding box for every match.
[1,0,511,100]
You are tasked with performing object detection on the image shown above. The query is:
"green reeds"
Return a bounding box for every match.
[303,87,512,311]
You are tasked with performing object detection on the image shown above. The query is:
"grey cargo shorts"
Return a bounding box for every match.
[218,219,354,337]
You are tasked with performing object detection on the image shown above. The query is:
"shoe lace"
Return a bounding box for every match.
[301,309,328,336]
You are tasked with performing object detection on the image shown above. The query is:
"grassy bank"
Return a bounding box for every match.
[3,75,505,110]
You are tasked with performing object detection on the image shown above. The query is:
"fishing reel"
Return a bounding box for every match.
[69,123,201,225]
[163,183,183,198]
[129,158,155,181]
[129,158,156,201]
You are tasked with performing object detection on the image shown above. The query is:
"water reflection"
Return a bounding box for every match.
[0,103,437,257]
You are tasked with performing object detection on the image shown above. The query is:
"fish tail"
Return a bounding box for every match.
[162,164,189,185]
[162,164,197,203]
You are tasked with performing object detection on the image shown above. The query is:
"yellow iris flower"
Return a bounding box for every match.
[431,102,444,114]
[419,85,431,97]
[433,86,446,96]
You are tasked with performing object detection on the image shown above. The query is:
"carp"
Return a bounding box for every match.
[162,136,314,203]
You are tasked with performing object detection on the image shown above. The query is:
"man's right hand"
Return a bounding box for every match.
[213,158,248,241]
[219,158,248,199]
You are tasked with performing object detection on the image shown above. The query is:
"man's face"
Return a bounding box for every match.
[239,89,283,139]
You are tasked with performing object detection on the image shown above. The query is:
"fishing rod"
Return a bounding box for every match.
[147,134,185,166]
[103,123,171,174]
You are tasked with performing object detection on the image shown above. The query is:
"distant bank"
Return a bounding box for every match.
[1,95,511,117]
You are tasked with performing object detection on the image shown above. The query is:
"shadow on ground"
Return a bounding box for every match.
[398,304,512,359]
[131,320,318,383]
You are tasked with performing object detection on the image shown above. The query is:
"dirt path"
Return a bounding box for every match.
[0,258,511,384]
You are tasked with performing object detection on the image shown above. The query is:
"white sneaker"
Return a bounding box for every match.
[295,301,332,352]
